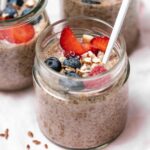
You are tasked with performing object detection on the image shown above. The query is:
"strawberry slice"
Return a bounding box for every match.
[91,36,109,52]
[4,24,35,44]
[60,26,87,56]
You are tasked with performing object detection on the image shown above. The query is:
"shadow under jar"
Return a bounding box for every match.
[33,17,130,149]
[0,0,49,91]
[63,0,139,54]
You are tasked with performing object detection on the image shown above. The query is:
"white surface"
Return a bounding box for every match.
[103,0,130,63]
[0,0,150,150]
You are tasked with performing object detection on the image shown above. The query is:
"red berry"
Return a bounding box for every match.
[91,36,109,52]
[60,26,87,56]
[2,24,35,44]
[89,66,107,77]
[84,66,109,89]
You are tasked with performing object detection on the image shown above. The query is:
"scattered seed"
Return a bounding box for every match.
[44,144,48,149]
[26,144,30,150]
[33,140,41,145]
[5,129,9,139]
[0,133,5,137]
[27,131,34,138]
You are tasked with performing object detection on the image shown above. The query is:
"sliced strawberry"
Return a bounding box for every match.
[60,26,87,56]
[91,36,109,52]
[5,24,35,44]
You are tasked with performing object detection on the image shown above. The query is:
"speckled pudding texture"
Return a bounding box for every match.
[63,0,139,54]
[0,0,49,91]
[36,77,128,149]
[34,31,129,149]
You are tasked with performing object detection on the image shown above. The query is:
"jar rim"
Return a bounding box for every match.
[36,16,126,82]
[0,0,47,27]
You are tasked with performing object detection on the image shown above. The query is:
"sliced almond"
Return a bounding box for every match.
[97,51,104,61]
[82,34,93,43]
[87,51,96,58]
[92,57,101,63]
[25,0,35,7]
[82,57,92,64]
[82,52,89,58]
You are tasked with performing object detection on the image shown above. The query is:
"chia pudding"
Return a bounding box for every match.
[33,17,129,149]
[0,0,49,91]
[63,0,139,54]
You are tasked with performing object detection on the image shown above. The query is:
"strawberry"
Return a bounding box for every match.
[82,43,92,51]
[60,26,87,56]
[4,24,35,44]
[84,66,108,89]
[91,36,109,52]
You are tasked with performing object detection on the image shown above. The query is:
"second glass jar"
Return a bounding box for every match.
[63,0,139,54]
[0,0,49,91]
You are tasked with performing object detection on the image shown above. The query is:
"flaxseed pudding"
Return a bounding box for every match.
[0,0,49,90]
[63,0,139,54]
[33,17,130,149]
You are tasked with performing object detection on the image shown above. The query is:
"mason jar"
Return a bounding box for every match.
[0,0,49,91]
[33,17,130,149]
[63,0,139,54]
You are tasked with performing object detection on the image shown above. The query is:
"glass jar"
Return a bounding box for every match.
[63,0,139,54]
[33,17,130,149]
[0,0,49,91]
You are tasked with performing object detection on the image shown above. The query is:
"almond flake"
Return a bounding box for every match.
[82,57,92,64]
[87,51,96,58]
[82,34,93,43]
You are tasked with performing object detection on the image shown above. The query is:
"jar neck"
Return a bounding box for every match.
[0,0,47,27]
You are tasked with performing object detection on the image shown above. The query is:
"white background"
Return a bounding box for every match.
[0,0,150,150]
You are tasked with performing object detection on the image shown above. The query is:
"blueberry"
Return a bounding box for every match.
[82,0,101,4]
[8,0,24,7]
[63,57,81,69]
[45,57,62,72]
[31,15,42,25]
[3,4,18,18]
[65,71,80,78]
[59,73,84,91]
[21,8,32,16]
